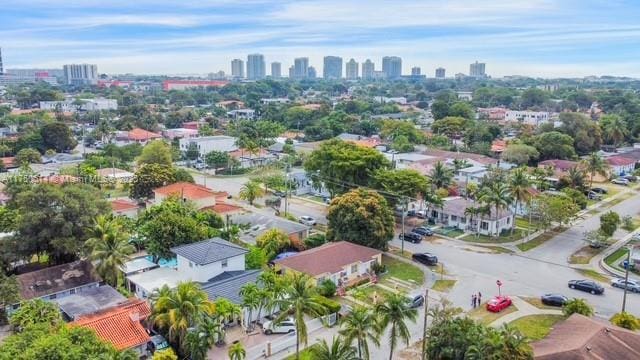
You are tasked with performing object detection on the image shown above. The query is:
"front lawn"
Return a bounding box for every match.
[577,269,610,283]
[382,255,424,285]
[431,280,456,292]
[468,302,518,325]
[605,247,629,268]
[351,284,397,304]
[461,229,526,244]
[510,314,565,341]
[517,231,555,252]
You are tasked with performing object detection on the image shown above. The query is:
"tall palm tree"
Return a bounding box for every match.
[339,306,381,360]
[86,216,135,287]
[374,293,418,360]
[565,166,587,190]
[240,283,261,331]
[312,337,360,360]
[151,282,216,350]
[582,152,609,189]
[601,115,628,147]
[239,180,264,205]
[429,161,453,190]
[479,182,513,237]
[271,273,328,360]
[508,167,531,235]
[228,342,246,360]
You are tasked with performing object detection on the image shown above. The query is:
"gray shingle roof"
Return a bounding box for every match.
[201,270,262,304]
[171,238,248,265]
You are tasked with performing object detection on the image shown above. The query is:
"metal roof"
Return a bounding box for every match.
[171,238,248,265]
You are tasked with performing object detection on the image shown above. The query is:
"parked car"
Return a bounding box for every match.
[407,293,425,308]
[273,190,286,197]
[540,293,568,307]
[612,178,630,186]
[486,296,512,312]
[412,226,434,236]
[193,163,206,170]
[262,319,296,335]
[406,209,417,217]
[399,232,423,243]
[298,216,316,226]
[412,252,438,266]
[416,209,428,218]
[146,334,169,354]
[587,191,602,200]
[611,278,640,293]
[568,279,604,295]
[622,174,638,182]
[591,187,608,194]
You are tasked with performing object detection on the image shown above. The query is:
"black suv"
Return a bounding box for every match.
[412,252,438,266]
[399,232,423,243]
[412,227,434,236]
[540,293,568,307]
[568,279,604,295]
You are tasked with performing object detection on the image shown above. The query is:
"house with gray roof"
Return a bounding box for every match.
[230,212,310,246]
[172,238,248,282]
[430,197,514,236]
[54,285,126,321]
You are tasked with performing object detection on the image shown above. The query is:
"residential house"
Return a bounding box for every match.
[71,299,152,356]
[505,110,551,126]
[274,241,382,287]
[96,167,134,182]
[229,148,278,168]
[227,109,255,120]
[110,199,141,218]
[162,128,199,140]
[153,182,218,209]
[216,100,245,109]
[179,135,238,158]
[606,155,635,176]
[9,260,101,313]
[116,128,161,144]
[532,314,640,359]
[455,166,488,186]
[54,285,127,321]
[538,159,580,181]
[430,197,514,236]
[230,212,310,246]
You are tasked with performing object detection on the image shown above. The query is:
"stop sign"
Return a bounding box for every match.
[496,280,502,286]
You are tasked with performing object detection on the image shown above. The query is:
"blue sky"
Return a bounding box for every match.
[2,0,640,77]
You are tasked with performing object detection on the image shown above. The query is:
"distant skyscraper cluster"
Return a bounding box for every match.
[227,53,481,80]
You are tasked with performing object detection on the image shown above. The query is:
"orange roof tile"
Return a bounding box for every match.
[229,148,269,158]
[110,199,139,212]
[201,202,243,214]
[72,299,151,351]
[491,139,507,152]
[153,182,216,200]
[127,128,161,141]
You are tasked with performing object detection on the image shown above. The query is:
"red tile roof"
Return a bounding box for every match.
[72,299,151,350]
[110,199,139,212]
[491,139,507,152]
[153,182,216,200]
[127,128,161,141]
[201,202,243,214]
[538,159,579,172]
[606,155,636,167]
[229,148,269,158]
[275,241,382,276]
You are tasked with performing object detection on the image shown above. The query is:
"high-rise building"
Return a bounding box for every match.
[63,64,98,85]
[470,61,486,78]
[247,54,266,80]
[0,47,3,74]
[362,59,375,80]
[345,59,358,80]
[293,57,309,79]
[231,59,244,78]
[435,67,446,78]
[323,56,342,79]
[411,67,421,76]
[308,66,317,79]
[271,62,281,78]
[382,56,402,79]
[288,65,295,79]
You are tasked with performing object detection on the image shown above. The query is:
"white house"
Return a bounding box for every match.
[179,135,238,157]
[431,197,514,236]
[227,109,256,120]
[606,155,636,176]
[505,110,550,126]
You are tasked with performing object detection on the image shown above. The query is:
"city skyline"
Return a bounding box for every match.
[2,1,640,77]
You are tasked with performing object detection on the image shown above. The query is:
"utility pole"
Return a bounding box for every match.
[421,288,429,360]
[401,197,407,255]
[622,246,632,313]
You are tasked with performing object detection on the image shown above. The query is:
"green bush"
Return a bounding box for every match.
[610,312,640,330]
[317,279,337,297]
[304,234,327,249]
[313,295,341,314]
[563,298,594,317]
[371,262,387,275]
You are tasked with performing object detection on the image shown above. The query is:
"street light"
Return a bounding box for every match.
[621,245,633,313]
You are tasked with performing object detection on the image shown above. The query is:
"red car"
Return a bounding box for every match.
[486,296,512,313]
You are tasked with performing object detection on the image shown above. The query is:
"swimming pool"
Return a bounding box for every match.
[145,255,177,268]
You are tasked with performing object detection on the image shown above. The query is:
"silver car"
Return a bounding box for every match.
[611,278,640,293]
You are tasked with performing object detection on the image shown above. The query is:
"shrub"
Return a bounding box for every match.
[610,312,640,330]
[371,262,387,275]
[563,298,594,317]
[304,234,327,249]
[313,295,341,314]
[317,279,337,297]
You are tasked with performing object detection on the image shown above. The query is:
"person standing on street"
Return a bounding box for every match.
[478,292,482,305]
[472,294,477,308]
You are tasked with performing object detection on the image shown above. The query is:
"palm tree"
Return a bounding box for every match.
[239,180,264,205]
[374,293,418,360]
[183,330,209,360]
[508,167,531,235]
[479,182,513,237]
[339,306,381,360]
[228,342,246,360]
[582,152,609,189]
[271,273,328,360]
[499,324,533,359]
[151,282,216,350]
[601,115,628,147]
[86,216,135,287]
[429,161,453,190]
[240,283,261,331]
[565,166,587,190]
[312,337,359,360]
[452,158,470,171]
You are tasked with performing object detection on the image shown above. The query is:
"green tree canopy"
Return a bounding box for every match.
[326,189,394,250]
[40,122,78,152]
[501,143,539,165]
[372,169,428,208]
[129,163,177,200]
[137,140,173,166]
[532,131,576,160]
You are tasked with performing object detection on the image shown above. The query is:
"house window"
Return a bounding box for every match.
[451,215,457,222]
[222,259,228,268]
[351,264,358,273]
[189,261,194,268]
[481,221,489,230]
[460,217,466,224]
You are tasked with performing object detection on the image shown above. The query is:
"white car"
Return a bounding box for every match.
[262,319,296,335]
[611,278,640,293]
[298,216,316,226]
[612,178,630,186]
